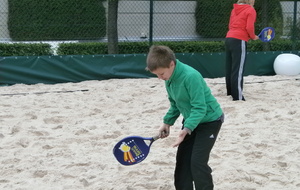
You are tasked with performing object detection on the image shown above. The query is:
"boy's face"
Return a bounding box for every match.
[151,61,175,81]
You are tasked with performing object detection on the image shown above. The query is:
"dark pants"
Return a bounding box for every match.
[174,116,223,190]
[225,38,247,101]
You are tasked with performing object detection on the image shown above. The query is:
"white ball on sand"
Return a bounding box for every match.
[274,53,300,76]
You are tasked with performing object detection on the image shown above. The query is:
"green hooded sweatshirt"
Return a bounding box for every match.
[163,60,223,132]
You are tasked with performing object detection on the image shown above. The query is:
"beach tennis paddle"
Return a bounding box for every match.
[258,27,275,42]
[113,135,159,166]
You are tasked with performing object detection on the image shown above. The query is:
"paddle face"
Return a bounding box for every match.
[258,27,275,42]
[113,136,157,166]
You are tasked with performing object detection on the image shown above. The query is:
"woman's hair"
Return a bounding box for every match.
[237,0,253,4]
[146,45,176,72]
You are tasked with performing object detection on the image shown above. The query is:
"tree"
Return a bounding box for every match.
[8,0,106,41]
[195,0,233,38]
[255,0,283,36]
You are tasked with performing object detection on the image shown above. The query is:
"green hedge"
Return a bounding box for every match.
[1,39,299,56]
[0,43,53,56]
[57,41,151,55]
[248,39,300,52]
[57,39,299,55]
[7,0,106,41]
[57,42,108,55]
[154,41,225,53]
[56,41,225,55]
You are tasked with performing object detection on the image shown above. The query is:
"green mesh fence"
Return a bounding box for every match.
[0,0,299,50]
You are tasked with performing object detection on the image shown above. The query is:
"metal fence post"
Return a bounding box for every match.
[292,0,298,50]
[149,0,153,47]
[262,0,270,51]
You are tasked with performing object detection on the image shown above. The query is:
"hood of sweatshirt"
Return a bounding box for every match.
[233,3,253,15]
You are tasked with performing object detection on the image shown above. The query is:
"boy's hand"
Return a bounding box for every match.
[173,130,188,147]
[158,124,171,138]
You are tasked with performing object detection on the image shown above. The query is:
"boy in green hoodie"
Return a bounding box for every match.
[146,45,224,190]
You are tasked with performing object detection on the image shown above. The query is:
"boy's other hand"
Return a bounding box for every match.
[173,130,188,147]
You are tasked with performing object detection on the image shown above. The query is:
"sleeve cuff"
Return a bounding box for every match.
[183,127,192,135]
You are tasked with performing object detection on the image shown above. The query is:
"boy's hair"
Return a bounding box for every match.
[146,45,176,72]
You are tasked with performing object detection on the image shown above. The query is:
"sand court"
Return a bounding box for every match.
[0,75,300,189]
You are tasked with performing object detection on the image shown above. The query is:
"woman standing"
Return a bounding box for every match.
[225,0,259,101]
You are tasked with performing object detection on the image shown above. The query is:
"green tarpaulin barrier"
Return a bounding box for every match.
[0,54,152,85]
[1,51,299,85]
